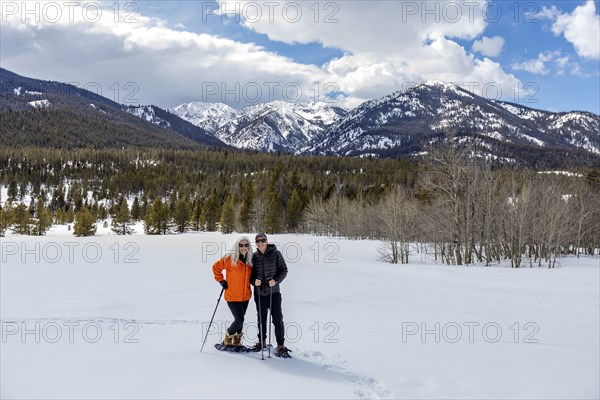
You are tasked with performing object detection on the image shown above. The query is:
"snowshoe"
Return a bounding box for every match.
[275,346,292,358]
[250,340,267,352]
[214,343,253,353]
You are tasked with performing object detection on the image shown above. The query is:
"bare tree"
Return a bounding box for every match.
[376,187,417,264]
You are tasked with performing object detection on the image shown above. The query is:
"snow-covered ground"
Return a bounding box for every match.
[1,227,599,399]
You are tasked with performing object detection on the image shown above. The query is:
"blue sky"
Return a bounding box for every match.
[1,0,598,112]
[139,1,345,65]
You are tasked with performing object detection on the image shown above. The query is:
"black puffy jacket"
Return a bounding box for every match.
[251,244,288,296]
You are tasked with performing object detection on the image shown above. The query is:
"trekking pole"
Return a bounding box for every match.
[201,287,224,352]
[258,281,265,360]
[268,281,273,358]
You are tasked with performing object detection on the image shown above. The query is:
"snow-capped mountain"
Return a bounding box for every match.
[5,66,597,166]
[0,68,228,150]
[124,104,227,148]
[492,101,600,155]
[216,101,347,152]
[170,102,239,133]
[126,105,172,128]
[172,83,599,164]
[308,82,600,162]
[174,100,347,153]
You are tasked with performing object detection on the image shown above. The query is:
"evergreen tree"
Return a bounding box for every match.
[220,197,236,234]
[18,180,27,200]
[238,181,255,232]
[65,206,75,223]
[264,191,282,233]
[55,208,66,224]
[0,204,12,237]
[28,198,35,216]
[31,181,41,198]
[11,203,31,235]
[190,196,203,231]
[91,201,99,218]
[288,170,302,192]
[31,197,53,236]
[73,195,83,213]
[7,180,18,202]
[73,207,97,237]
[56,190,66,210]
[144,197,171,235]
[201,189,220,231]
[263,167,284,233]
[168,191,178,215]
[131,196,141,221]
[141,196,149,219]
[174,197,191,233]
[111,199,134,235]
[98,203,107,220]
[286,188,304,231]
[108,199,118,217]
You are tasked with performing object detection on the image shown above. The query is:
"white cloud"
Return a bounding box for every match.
[537,5,561,20]
[472,36,505,57]
[0,2,329,108]
[218,0,487,53]
[512,51,583,76]
[540,1,600,60]
[218,0,522,101]
[0,0,524,109]
[512,52,557,75]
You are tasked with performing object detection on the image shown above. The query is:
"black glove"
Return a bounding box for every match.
[220,280,228,290]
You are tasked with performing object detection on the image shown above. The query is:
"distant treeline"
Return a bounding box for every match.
[0,146,598,267]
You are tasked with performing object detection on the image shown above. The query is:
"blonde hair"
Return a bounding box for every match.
[228,236,253,266]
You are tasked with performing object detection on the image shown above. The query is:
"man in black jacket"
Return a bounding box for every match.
[251,232,290,357]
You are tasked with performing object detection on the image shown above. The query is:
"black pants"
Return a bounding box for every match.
[226,300,249,335]
[255,291,285,346]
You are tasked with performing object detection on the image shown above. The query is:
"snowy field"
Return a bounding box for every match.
[1,225,599,399]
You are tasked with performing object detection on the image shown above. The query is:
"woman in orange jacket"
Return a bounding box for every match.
[212,236,253,347]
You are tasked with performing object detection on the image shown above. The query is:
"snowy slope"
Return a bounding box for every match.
[125,105,172,128]
[173,101,347,153]
[168,82,600,162]
[1,230,598,399]
[309,82,600,158]
[170,102,240,134]
[218,101,347,153]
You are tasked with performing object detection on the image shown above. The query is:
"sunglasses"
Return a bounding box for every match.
[256,239,267,244]
[239,243,250,248]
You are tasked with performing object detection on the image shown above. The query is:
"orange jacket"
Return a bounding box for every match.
[212,255,252,302]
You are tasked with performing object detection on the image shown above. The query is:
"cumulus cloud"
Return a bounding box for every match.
[219,0,522,102]
[0,0,524,109]
[472,36,505,57]
[512,51,583,76]
[0,2,330,108]
[540,1,600,60]
[512,52,556,75]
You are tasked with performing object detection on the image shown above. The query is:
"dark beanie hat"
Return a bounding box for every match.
[255,232,267,241]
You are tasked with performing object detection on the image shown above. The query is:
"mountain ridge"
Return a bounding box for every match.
[1,68,598,167]
[0,68,228,150]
